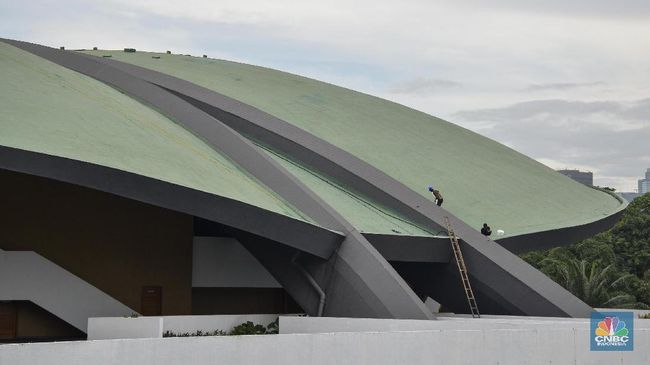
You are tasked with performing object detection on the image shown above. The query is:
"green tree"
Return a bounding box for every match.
[520,193,650,309]
[541,258,635,307]
[610,194,650,276]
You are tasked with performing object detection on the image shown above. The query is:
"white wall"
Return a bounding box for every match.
[1,327,648,365]
[596,307,650,318]
[87,314,280,340]
[279,315,650,334]
[192,237,279,288]
[87,318,163,340]
[163,314,278,335]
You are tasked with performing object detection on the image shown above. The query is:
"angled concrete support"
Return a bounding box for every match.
[231,232,325,316]
[199,219,434,319]
[231,229,434,319]
[317,231,434,318]
[0,249,135,332]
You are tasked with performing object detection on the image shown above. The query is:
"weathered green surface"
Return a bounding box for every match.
[0,42,309,222]
[261,145,435,236]
[81,49,626,238]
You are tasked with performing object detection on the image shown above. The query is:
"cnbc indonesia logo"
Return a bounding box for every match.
[591,312,634,351]
[595,317,629,345]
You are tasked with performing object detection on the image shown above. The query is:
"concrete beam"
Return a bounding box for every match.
[496,209,625,253]
[0,249,135,332]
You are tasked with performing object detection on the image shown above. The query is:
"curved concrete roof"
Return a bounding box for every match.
[80,49,626,238]
[0,42,308,222]
[0,39,609,318]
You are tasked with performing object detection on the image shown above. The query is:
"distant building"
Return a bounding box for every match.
[639,168,650,194]
[557,169,593,186]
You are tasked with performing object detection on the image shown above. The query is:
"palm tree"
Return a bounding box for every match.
[540,258,636,307]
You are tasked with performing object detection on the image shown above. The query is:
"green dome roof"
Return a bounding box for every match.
[0,40,625,239]
[0,42,308,222]
[77,48,625,238]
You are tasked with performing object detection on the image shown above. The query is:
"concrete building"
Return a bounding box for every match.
[557,169,593,186]
[0,39,628,342]
[639,168,650,194]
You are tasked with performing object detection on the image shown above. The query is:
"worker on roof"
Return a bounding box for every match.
[481,223,492,237]
[428,185,443,207]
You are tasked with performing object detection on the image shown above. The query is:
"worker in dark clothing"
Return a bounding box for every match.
[428,185,443,206]
[481,223,492,237]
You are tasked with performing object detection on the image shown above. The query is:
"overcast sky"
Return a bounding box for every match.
[2,0,649,191]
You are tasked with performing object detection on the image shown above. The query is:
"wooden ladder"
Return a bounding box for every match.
[444,216,480,318]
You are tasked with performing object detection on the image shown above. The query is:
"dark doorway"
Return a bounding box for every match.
[141,286,162,316]
[0,302,17,340]
[191,288,303,315]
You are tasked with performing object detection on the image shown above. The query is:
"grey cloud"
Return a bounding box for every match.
[525,82,604,92]
[453,98,650,190]
[621,98,650,121]
[455,0,650,19]
[454,99,623,122]
[389,77,460,95]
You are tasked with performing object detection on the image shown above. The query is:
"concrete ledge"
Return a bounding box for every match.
[163,314,279,335]
[87,317,163,340]
[88,314,281,340]
[279,315,650,334]
[2,326,648,364]
[1,249,136,332]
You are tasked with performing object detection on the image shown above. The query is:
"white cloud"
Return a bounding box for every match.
[525,82,605,91]
[390,78,460,94]
[454,99,650,191]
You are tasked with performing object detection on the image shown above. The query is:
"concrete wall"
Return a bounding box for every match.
[1,327,647,364]
[87,314,279,340]
[596,307,650,319]
[87,317,163,340]
[0,169,194,317]
[192,237,279,288]
[163,314,278,334]
[279,315,650,334]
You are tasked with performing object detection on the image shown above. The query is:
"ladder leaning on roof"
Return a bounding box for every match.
[444,216,481,318]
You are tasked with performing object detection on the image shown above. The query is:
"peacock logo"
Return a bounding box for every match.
[591,312,633,351]
[595,316,628,337]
